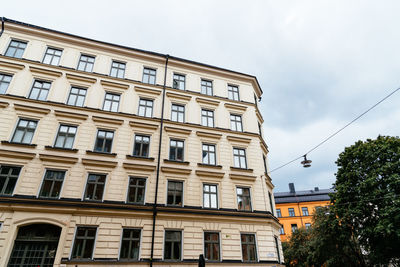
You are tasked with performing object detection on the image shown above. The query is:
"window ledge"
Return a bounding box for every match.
[197,163,223,169]
[86,150,117,157]
[163,159,190,165]
[126,155,155,161]
[230,167,253,173]
[45,145,78,153]
[1,141,37,148]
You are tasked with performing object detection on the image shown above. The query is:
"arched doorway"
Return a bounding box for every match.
[8,223,61,267]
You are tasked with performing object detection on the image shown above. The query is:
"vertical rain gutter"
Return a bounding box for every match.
[150,54,169,267]
[0,17,5,37]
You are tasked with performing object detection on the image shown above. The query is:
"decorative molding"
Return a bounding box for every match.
[122,163,156,172]
[54,110,88,121]
[1,141,37,148]
[161,166,191,175]
[265,174,274,189]
[164,126,191,136]
[196,97,220,107]
[227,135,251,144]
[81,158,117,168]
[129,121,159,131]
[86,150,117,158]
[66,73,96,87]
[0,149,35,160]
[166,92,192,102]
[163,159,190,165]
[224,103,247,112]
[29,66,62,80]
[255,108,264,124]
[195,170,225,178]
[92,115,124,125]
[126,155,155,161]
[134,86,162,98]
[0,60,25,73]
[44,146,78,153]
[229,173,257,181]
[196,131,222,140]
[230,167,254,173]
[260,140,269,154]
[0,101,9,108]
[100,79,129,91]
[14,103,50,115]
[39,154,78,164]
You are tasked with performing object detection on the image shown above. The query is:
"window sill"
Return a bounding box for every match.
[126,155,155,161]
[230,167,254,173]
[86,150,117,157]
[1,140,37,148]
[163,159,190,165]
[45,145,78,153]
[197,163,222,169]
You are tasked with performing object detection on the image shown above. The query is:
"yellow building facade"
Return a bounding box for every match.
[274,183,333,242]
[0,18,283,266]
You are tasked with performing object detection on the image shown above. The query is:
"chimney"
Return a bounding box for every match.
[314,187,319,192]
[289,183,295,194]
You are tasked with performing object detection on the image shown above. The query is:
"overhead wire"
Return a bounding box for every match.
[268,86,400,174]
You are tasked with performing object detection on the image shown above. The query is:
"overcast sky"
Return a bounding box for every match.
[3,1,400,192]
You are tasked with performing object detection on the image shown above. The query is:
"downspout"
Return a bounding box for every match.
[150,54,169,267]
[0,17,5,37]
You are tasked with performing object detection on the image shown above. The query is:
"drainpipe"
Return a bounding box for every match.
[0,17,5,37]
[150,54,169,267]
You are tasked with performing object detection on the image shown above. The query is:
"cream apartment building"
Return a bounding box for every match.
[0,18,283,266]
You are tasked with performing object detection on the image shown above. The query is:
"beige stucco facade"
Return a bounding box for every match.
[0,19,283,266]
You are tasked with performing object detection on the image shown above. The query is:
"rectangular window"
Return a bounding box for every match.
[279,227,285,235]
[228,84,239,101]
[11,119,38,144]
[0,73,12,94]
[110,61,125,78]
[138,98,153,117]
[241,234,257,262]
[71,227,97,259]
[236,187,251,211]
[39,170,65,199]
[274,236,281,263]
[288,208,295,217]
[94,130,114,153]
[42,47,62,65]
[84,174,106,201]
[202,144,216,165]
[77,54,95,72]
[230,114,243,131]
[67,87,87,107]
[5,40,27,58]
[127,177,146,204]
[291,224,298,233]
[171,104,185,122]
[268,192,274,214]
[167,181,183,206]
[276,209,282,218]
[28,80,51,101]
[173,74,185,90]
[142,67,156,84]
[203,184,218,209]
[120,228,141,260]
[201,109,214,127]
[258,122,262,136]
[133,135,150,157]
[0,165,21,196]
[103,92,120,112]
[263,155,268,173]
[302,207,309,216]
[54,125,77,149]
[204,232,220,261]
[201,79,213,95]
[305,223,311,230]
[233,148,247,169]
[164,230,182,260]
[169,139,184,161]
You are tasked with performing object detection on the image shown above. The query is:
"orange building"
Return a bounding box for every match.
[274,183,333,242]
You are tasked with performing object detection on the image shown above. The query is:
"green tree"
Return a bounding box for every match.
[332,135,400,266]
[282,228,311,267]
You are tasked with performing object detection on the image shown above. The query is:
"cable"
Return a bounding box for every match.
[268,86,400,174]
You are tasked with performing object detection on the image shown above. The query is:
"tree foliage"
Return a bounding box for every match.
[282,136,400,266]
